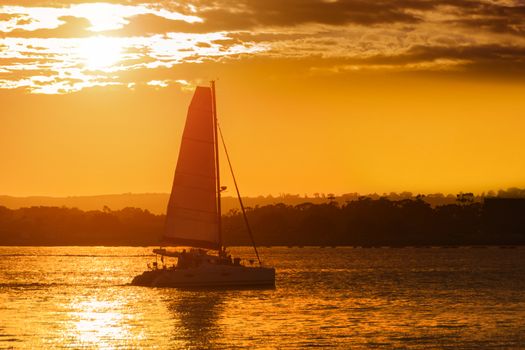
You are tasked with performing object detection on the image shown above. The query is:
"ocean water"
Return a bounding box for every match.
[0,246,524,349]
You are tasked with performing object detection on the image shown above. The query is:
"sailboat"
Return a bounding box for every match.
[132,82,275,288]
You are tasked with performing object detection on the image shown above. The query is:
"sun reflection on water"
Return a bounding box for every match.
[65,297,136,348]
[2,247,524,349]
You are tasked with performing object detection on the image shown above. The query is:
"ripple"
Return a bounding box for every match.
[0,246,524,349]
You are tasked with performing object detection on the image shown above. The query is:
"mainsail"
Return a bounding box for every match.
[164,86,220,250]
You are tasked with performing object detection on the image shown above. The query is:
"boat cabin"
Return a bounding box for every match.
[150,248,244,270]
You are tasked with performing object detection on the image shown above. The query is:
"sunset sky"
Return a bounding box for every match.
[1,0,524,197]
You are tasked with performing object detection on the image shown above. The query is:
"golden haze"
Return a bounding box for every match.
[1,1,524,197]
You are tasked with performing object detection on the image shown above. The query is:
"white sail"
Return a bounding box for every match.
[164,86,220,250]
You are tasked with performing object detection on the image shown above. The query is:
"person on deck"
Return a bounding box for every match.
[179,249,187,268]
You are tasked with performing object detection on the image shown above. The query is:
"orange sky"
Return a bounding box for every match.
[1,1,525,197]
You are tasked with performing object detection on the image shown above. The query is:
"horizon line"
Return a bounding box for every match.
[1,188,524,199]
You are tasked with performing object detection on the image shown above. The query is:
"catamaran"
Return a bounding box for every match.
[131,82,275,288]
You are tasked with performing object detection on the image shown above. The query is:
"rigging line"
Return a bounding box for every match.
[217,123,262,266]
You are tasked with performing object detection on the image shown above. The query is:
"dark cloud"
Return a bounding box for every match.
[236,0,422,26]
[404,44,525,64]
[131,0,525,33]
[449,3,525,35]
[68,0,522,39]
[60,0,427,37]
[216,1,524,40]
[3,0,525,37]
[314,43,525,75]
[125,0,424,33]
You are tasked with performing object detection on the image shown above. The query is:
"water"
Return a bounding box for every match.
[1,246,524,349]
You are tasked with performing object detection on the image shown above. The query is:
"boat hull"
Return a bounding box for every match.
[131,265,275,288]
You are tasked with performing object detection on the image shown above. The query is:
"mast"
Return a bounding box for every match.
[211,80,222,251]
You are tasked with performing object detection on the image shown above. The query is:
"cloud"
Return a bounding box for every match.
[1,0,524,94]
[400,44,525,73]
[102,0,525,34]
[115,0,423,34]
[447,4,525,35]
[305,42,525,76]
[0,32,266,93]
[102,14,195,36]
[2,16,92,38]
[2,1,525,34]
[0,3,201,36]
[402,44,525,64]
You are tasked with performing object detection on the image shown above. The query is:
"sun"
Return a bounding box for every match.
[80,36,122,71]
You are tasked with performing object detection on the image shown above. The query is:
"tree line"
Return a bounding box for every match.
[0,196,524,246]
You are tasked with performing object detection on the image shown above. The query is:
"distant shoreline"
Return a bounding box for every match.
[2,188,524,214]
[1,197,524,246]
[0,244,524,248]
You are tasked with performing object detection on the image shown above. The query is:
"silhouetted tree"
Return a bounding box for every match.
[0,197,524,246]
